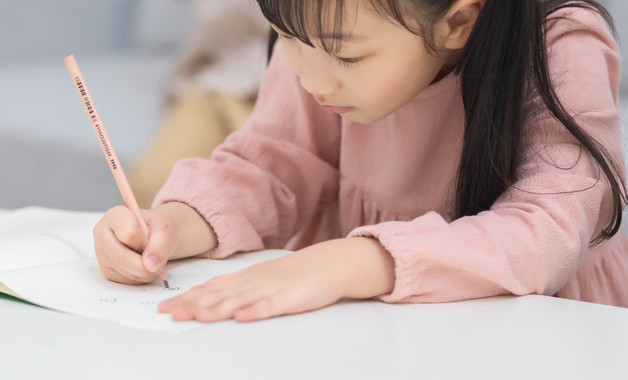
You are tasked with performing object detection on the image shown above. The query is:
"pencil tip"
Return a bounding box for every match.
[164,280,170,289]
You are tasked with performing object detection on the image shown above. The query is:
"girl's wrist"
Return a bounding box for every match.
[302,237,396,300]
[152,202,217,260]
[340,237,396,299]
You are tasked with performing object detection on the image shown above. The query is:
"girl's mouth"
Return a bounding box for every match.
[321,105,354,114]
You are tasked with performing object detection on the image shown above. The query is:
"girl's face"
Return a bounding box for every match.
[272,0,454,124]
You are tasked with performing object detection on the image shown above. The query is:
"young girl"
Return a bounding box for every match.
[94,0,628,322]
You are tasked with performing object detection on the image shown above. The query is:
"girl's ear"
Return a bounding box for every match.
[440,0,486,50]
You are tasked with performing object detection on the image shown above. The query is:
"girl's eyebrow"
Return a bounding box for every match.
[270,23,368,43]
[320,32,368,42]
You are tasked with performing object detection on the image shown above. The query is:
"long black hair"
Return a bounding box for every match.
[258,0,626,244]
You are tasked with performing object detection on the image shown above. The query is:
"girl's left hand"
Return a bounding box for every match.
[157,237,395,323]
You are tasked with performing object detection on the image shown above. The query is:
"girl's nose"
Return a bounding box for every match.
[299,73,340,98]
[297,51,340,97]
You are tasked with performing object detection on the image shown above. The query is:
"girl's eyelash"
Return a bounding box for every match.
[276,30,362,67]
[334,56,363,67]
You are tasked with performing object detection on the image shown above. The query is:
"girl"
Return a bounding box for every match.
[94,0,628,323]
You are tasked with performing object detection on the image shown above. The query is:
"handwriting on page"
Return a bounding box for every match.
[97,282,181,305]
[0,250,290,330]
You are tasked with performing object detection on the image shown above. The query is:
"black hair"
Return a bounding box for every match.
[258,0,626,244]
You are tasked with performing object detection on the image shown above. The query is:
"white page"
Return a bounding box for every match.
[0,250,291,331]
[0,233,94,272]
[0,207,102,236]
[0,207,101,270]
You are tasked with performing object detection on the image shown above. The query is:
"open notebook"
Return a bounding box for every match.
[0,207,289,331]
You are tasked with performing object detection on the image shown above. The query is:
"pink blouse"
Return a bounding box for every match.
[155,7,628,307]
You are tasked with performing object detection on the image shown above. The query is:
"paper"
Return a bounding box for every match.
[0,206,102,241]
[0,207,100,271]
[0,252,289,331]
[0,207,291,331]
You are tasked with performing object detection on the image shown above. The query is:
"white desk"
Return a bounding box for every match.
[1,287,627,379]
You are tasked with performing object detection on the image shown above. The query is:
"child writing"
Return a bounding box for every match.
[94,0,628,323]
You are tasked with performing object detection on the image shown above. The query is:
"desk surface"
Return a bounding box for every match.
[1,290,627,379]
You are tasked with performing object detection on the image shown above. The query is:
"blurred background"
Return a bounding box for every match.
[0,0,196,211]
[0,0,626,212]
[0,0,268,211]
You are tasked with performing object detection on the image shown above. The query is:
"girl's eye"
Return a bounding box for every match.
[335,56,363,67]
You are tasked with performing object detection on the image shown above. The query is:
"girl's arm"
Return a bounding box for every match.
[158,237,395,322]
[160,7,625,320]
[349,7,625,304]
[153,43,342,260]
[157,8,624,322]
[95,43,340,285]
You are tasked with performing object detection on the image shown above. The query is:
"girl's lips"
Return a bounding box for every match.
[322,105,354,114]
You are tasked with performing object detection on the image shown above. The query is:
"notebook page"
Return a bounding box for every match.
[0,250,290,331]
[0,207,101,271]
[0,207,102,237]
[0,233,93,272]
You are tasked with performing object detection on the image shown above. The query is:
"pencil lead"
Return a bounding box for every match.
[164,280,170,289]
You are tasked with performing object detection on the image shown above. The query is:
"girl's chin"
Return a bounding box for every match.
[341,110,390,124]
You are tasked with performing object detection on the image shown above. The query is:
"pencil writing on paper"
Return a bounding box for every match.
[64,54,168,287]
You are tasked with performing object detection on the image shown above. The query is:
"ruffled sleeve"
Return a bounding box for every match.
[154,45,342,258]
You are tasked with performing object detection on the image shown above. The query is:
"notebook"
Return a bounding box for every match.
[0,207,289,331]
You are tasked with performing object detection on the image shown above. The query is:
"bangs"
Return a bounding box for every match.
[256,0,348,54]
[256,0,433,53]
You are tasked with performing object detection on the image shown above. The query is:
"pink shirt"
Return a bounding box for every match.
[155,8,628,307]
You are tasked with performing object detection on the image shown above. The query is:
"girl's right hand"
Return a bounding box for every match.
[93,202,216,285]
[93,206,177,285]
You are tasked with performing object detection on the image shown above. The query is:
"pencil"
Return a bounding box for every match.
[64,54,169,288]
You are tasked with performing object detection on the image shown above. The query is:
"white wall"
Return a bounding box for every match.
[0,0,132,63]
[0,0,194,64]
[129,0,195,53]
[0,1,196,211]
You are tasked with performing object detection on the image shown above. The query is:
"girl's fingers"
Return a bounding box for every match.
[100,266,146,286]
[141,217,178,273]
[160,289,290,323]
[194,289,270,322]
[107,206,149,252]
[94,206,179,284]
[159,288,227,321]
[158,252,343,324]
[157,285,213,314]
[95,236,154,284]
[233,288,316,322]
[103,227,156,281]
[233,296,284,322]
[159,279,271,322]
[158,281,236,313]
